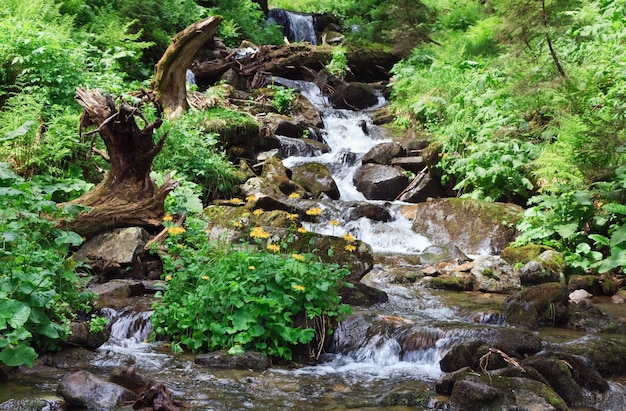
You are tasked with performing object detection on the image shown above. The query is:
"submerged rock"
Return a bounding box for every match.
[57,370,137,409]
[195,350,270,371]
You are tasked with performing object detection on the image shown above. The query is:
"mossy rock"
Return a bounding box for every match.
[425,275,467,291]
[500,244,553,265]
[411,198,523,255]
[379,383,433,407]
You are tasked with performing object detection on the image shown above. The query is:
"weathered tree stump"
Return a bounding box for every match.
[58,88,176,238]
[152,15,222,119]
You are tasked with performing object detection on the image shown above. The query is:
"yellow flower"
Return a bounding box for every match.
[292,284,306,292]
[288,192,301,199]
[344,244,357,252]
[246,194,257,202]
[165,275,172,281]
[297,227,307,234]
[201,275,209,280]
[250,226,270,239]
[329,220,340,227]
[292,253,305,261]
[306,207,322,216]
[167,226,186,236]
[163,215,173,222]
[232,221,243,228]
[267,244,280,253]
[341,233,356,243]
[287,213,299,220]
[229,198,244,205]
[443,152,449,158]
[253,208,264,216]
[249,265,255,270]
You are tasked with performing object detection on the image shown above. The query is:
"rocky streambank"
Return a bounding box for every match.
[2,37,626,411]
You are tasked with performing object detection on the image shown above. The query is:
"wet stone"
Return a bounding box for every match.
[195,350,270,371]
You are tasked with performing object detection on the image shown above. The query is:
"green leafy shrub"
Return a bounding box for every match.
[444,139,537,202]
[153,109,247,203]
[0,162,94,367]
[150,211,352,360]
[325,46,349,79]
[515,166,626,275]
[267,85,296,115]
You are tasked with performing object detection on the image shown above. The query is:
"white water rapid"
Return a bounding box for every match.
[274,76,432,255]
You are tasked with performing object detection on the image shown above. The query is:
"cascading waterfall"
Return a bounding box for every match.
[267,9,318,44]
[274,76,431,255]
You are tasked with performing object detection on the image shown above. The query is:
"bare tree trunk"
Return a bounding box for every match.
[152,16,222,119]
[542,0,566,78]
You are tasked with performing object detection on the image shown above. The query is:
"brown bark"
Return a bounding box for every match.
[152,15,222,119]
[57,88,177,238]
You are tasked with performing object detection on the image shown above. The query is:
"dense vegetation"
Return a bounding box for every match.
[1,0,624,366]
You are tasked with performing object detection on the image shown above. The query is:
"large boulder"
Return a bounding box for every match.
[290,162,340,199]
[328,82,379,110]
[448,375,568,411]
[57,370,137,409]
[361,142,404,165]
[396,172,446,203]
[411,198,523,255]
[502,282,570,328]
[353,163,409,200]
[74,227,149,265]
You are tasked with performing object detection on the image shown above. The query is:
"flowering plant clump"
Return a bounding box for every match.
[150,213,352,361]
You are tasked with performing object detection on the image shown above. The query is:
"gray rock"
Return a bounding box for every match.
[353,163,409,200]
[468,255,520,293]
[328,82,378,110]
[362,142,403,165]
[57,370,137,410]
[195,350,270,371]
[75,227,150,264]
[291,162,340,199]
[411,198,523,255]
[349,203,392,222]
[396,173,446,203]
[0,397,67,411]
[391,155,426,173]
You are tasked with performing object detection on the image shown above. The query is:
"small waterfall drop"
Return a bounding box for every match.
[267,9,318,44]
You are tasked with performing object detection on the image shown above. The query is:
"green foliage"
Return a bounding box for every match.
[0,162,94,367]
[515,166,626,275]
[153,109,246,203]
[325,46,349,79]
[446,139,537,202]
[267,85,296,115]
[150,212,352,360]
[206,0,283,47]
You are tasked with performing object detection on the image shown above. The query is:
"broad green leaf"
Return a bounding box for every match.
[0,344,37,367]
[588,234,610,247]
[227,345,246,355]
[54,230,84,247]
[609,225,626,247]
[554,223,579,239]
[602,203,626,215]
[1,121,35,142]
[36,322,60,339]
[572,191,593,205]
[597,250,626,273]
[0,299,31,329]
[231,309,254,331]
